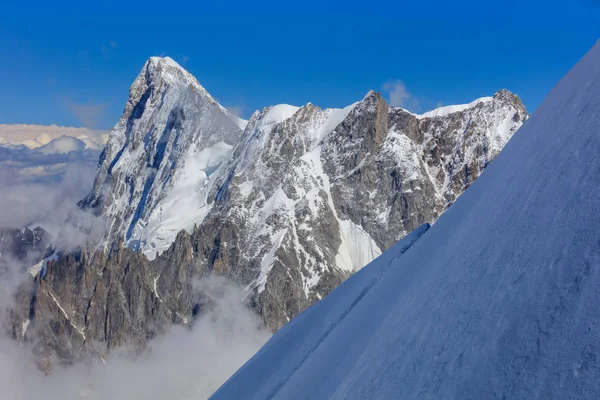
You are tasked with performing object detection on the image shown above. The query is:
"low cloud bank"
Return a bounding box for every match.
[0,276,270,400]
[0,141,104,250]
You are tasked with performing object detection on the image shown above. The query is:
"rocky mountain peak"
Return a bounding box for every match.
[362,89,380,101]
[493,88,528,117]
[81,57,244,257]
[118,57,228,134]
[144,56,207,93]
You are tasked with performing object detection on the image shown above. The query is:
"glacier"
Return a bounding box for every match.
[211,41,600,399]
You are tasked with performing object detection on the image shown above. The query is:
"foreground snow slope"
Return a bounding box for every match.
[212,42,600,399]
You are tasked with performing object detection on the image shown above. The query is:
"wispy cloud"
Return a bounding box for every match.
[101,40,119,56]
[226,104,246,118]
[382,80,420,111]
[63,100,110,130]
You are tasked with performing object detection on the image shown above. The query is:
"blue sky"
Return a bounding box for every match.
[0,0,598,129]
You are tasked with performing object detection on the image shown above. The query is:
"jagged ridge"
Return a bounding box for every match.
[13,57,528,366]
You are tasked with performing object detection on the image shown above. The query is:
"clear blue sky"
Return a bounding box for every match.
[0,0,598,129]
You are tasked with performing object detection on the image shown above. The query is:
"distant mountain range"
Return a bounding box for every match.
[0,124,108,150]
[0,133,101,185]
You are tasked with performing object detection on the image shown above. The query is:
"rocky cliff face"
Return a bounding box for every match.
[10,57,528,366]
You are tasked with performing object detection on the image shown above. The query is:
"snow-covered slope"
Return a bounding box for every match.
[416,96,493,118]
[212,42,600,399]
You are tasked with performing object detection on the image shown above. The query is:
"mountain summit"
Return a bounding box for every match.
[80,56,245,255]
[212,42,600,399]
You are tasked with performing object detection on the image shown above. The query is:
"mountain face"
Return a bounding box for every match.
[80,57,245,256]
[10,57,527,367]
[195,87,526,329]
[211,42,600,399]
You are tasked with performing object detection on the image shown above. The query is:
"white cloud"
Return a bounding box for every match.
[101,41,119,56]
[0,276,270,400]
[226,105,246,118]
[63,101,110,131]
[382,80,420,111]
[0,141,105,250]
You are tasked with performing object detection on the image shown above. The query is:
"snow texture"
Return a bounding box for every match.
[212,41,600,399]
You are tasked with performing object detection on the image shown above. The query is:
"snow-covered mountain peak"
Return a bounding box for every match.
[493,88,527,112]
[147,55,180,67]
[362,89,379,99]
[135,56,217,105]
[81,57,244,257]
[130,56,247,129]
[358,90,385,110]
[417,97,492,118]
[145,56,197,86]
[84,56,527,264]
[239,100,358,168]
